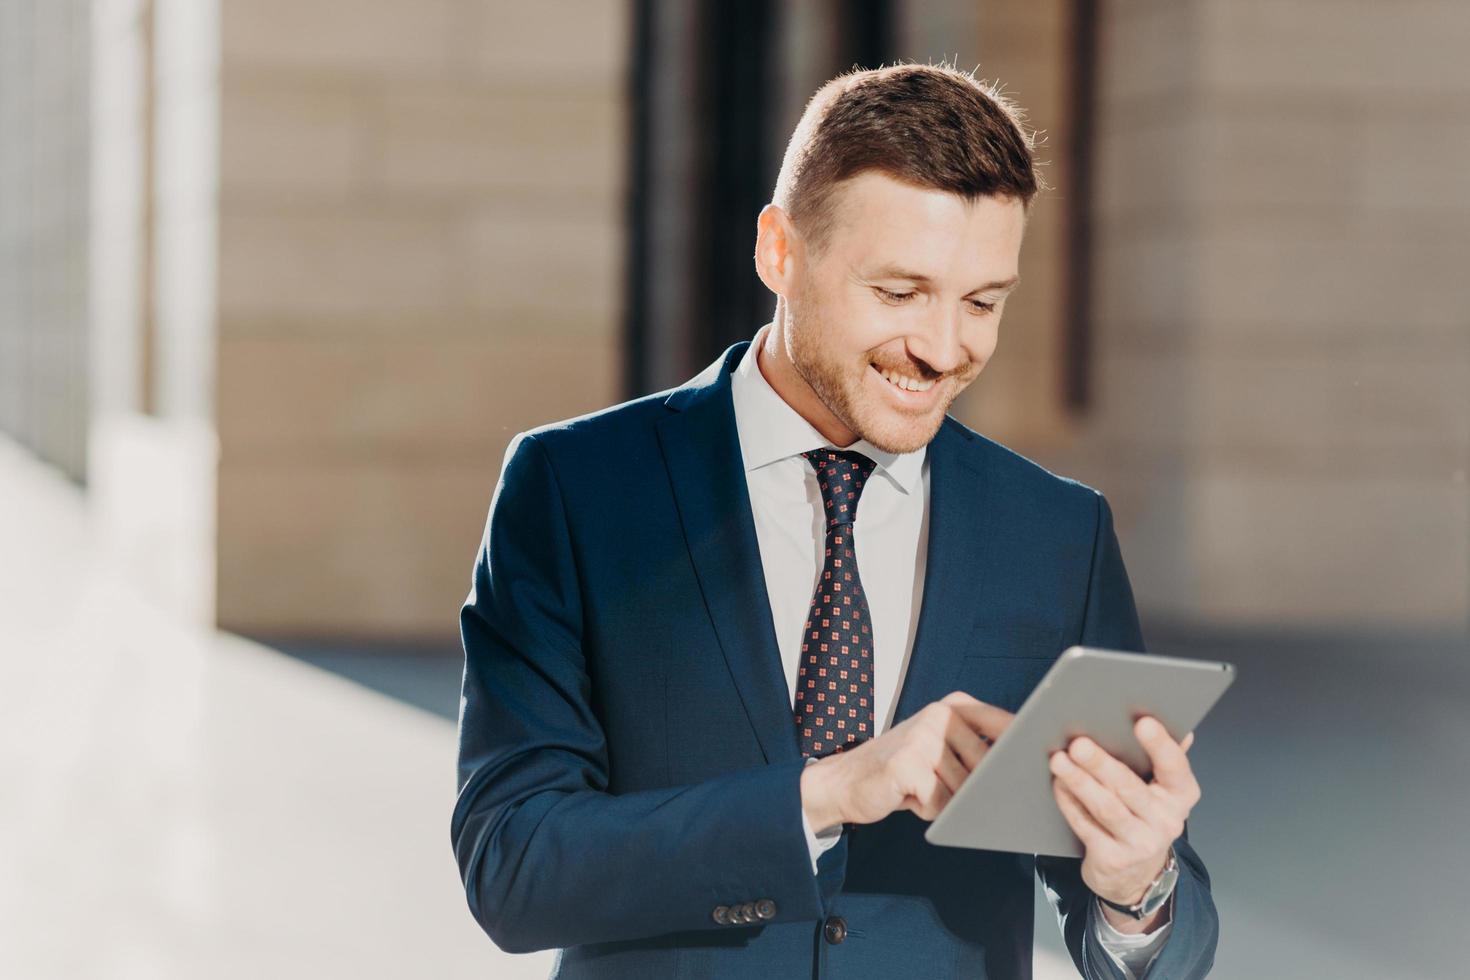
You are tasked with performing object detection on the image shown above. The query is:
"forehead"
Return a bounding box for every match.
[823,170,1025,275]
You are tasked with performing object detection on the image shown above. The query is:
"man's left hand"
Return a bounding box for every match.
[1048,716,1200,928]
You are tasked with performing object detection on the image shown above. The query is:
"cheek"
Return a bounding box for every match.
[971,319,1002,361]
[811,293,892,354]
[818,286,866,324]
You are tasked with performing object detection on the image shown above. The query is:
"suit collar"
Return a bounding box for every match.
[658,340,991,763]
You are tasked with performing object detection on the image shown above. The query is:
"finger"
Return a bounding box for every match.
[933,744,970,796]
[1049,750,1145,843]
[1065,736,1154,822]
[1135,717,1201,804]
[943,718,992,773]
[908,764,954,820]
[1069,737,1185,840]
[1180,731,1195,753]
[941,691,1015,741]
[1052,778,1111,852]
[922,783,954,821]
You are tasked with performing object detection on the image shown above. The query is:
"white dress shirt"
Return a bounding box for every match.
[727,323,1171,978]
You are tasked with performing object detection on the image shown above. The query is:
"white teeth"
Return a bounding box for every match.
[878,367,935,392]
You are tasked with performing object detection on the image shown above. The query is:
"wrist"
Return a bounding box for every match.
[1115,862,1163,908]
[800,756,843,833]
[1097,847,1178,923]
[1098,894,1170,935]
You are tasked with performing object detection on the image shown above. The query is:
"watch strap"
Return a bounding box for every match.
[1098,893,1148,919]
[1098,848,1177,919]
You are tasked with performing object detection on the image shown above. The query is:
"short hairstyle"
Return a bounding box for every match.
[772,62,1042,256]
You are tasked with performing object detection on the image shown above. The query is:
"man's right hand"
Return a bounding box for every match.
[799,692,1015,832]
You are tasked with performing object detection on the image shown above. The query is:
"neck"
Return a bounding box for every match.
[754,318,860,449]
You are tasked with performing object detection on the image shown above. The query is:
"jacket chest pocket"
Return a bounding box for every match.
[954,623,1066,713]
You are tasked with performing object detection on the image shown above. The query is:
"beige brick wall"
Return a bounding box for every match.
[1044,0,1470,629]
[214,0,628,641]
[95,0,1465,638]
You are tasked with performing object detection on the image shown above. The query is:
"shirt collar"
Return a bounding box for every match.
[729,322,926,495]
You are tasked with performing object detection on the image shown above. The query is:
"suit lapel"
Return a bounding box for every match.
[889,418,993,726]
[655,342,995,762]
[656,343,800,766]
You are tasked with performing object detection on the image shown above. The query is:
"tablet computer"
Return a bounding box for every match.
[924,646,1235,858]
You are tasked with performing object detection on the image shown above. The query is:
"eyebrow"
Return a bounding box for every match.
[867,265,1020,296]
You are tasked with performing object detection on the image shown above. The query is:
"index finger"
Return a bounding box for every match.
[1135,716,1196,795]
[941,691,1015,741]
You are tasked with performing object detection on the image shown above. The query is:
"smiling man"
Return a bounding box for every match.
[453,64,1218,980]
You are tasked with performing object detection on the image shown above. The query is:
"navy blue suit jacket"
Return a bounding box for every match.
[453,340,1218,979]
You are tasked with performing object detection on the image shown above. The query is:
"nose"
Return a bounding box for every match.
[906,304,966,377]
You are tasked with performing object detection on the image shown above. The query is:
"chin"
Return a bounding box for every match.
[855,411,945,455]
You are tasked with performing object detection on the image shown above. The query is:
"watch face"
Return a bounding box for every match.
[1141,864,1181,916]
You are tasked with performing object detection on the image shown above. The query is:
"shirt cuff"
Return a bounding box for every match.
[800,757,843,875]
[1092,891,1175,980]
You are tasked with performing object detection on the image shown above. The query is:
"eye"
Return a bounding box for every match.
[967,299,997,315]
[873,286,916,304]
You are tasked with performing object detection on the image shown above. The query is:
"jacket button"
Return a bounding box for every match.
[712,905,731,925]
[822,915,847,944]
[755,898,776,920]
[738,902,757,923]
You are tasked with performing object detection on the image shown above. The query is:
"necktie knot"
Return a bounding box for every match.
[801,448,878,529]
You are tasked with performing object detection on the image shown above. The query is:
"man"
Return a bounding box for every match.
[453,64,1217,979]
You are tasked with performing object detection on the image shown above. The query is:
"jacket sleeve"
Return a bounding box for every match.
[1034,490,1220,979]
[451,431,827,954]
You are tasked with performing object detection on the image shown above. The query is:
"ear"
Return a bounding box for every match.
[753,203,799,297]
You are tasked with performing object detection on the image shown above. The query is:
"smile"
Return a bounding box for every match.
[870,363,942,408]
[876,366,936,391]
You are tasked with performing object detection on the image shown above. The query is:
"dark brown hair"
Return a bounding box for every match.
[772,63,1042,255]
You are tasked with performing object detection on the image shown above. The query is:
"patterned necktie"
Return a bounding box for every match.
[793,448,878,758]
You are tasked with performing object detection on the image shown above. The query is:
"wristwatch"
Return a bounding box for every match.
[1098,848,1178,920]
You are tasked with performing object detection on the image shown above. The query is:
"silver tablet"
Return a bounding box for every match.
[924,646,1235,858]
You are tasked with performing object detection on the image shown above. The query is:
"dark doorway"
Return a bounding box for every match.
[624,0,895,397]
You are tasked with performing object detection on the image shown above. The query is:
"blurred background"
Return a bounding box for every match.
[1,0,1465,977]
